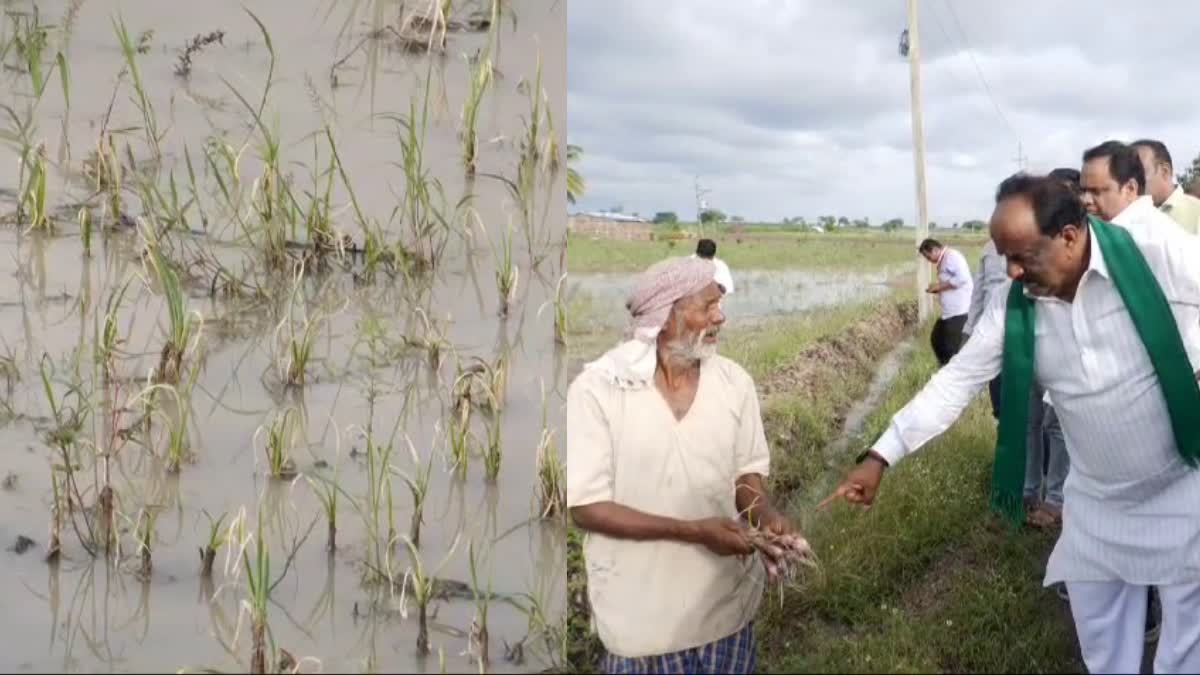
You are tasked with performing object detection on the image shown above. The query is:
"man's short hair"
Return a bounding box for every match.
[995,172,1087,237]
[696,238,717,259]
[1047,167,1081,187]
[1082,140,1147,195]
[1131,138,1173,170]
[918,238,942,254]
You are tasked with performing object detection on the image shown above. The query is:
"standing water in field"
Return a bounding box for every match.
[568,267,903,330]
[0,0,567,672]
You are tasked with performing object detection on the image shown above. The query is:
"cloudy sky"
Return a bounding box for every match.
[568,1,1200,226]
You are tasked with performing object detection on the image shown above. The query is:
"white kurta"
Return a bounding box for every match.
[874,196,1200,587]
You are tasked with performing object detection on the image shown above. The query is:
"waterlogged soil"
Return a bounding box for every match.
[568,267,905,331]
[0,0,566,672]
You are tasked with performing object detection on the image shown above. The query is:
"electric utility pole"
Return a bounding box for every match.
[906,0,932,321]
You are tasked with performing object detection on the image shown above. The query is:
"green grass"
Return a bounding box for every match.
[757,338,1081,673]
[566,230,988,275]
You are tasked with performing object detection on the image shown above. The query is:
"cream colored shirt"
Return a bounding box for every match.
[567,353,771,657]
[1161,185,1200,235]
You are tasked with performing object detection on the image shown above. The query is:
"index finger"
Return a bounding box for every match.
[817,485,848,511]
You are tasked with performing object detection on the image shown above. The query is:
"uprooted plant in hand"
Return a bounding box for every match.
[747,528,819,586]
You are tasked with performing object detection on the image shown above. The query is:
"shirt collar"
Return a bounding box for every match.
[1162,185,1187,212]
[1112,195,1156,226]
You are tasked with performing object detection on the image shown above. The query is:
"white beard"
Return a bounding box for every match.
[666,331,717,364]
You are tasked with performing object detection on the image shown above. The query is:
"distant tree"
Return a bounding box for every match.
[1176,151,1200,188]
[882,218,904,232]
[818,215,837,230]
[962,219,987,231]
[853,218,869,228]
[837,216,851,228]
[731,215,745,223]
[699,209,727,224]
[653,211,679,224]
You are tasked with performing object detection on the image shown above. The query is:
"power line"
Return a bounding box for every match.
[938,0,1021,147]
[923,2,980,106]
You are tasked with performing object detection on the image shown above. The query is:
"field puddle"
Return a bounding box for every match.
[0,0,566,672]
[568,267,903,331]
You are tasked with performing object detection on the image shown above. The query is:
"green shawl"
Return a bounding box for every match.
[992,215,1200,527]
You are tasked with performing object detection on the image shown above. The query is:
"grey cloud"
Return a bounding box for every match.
[569,0,1200,224]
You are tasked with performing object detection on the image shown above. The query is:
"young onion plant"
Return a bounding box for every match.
[398,532,461,657]
[140,222,203,384]
[467,536,495,668]
[392,431,436,547]
[199,509,229,577]
[255,408,299,480]
[534,382,564,519]
[460,45,493,176]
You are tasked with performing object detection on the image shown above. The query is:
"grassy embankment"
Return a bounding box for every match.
[756,335,1082,673]
[566,289,1082,673]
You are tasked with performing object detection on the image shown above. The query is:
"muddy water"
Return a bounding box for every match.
[568,267,904,330]
[0,0,566,672]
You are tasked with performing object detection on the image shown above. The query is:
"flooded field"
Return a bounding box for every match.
[568,266,908,332]
[0,0,566,672]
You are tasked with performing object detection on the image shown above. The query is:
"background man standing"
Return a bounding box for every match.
[695,238,736,295]
[919,238,973,366]
[1132,139,1200,234]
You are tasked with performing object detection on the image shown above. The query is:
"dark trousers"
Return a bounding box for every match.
[988,375,1003,419]
[931,314,968,366]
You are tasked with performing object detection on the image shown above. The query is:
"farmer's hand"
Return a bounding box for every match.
[689,517,754,557]
[757,507,795,538]
[819,452,888,509]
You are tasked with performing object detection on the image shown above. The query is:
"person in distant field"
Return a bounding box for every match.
[1132,139,1200,234]
[919,238,973,366]
[825,173,1200,674]
[568,255,796,674]
[694,238,735,295]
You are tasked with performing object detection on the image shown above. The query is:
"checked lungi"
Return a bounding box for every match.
[599,621,756,674]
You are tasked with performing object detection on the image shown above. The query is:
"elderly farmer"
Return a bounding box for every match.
[823,173,1200,674]
[568,255,798,674]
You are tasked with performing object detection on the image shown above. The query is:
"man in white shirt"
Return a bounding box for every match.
[568,255,795,673]
[694,238,735,294]
[824,173,1200,674]
[919,238,974,366]
[1132,139,1200,234]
